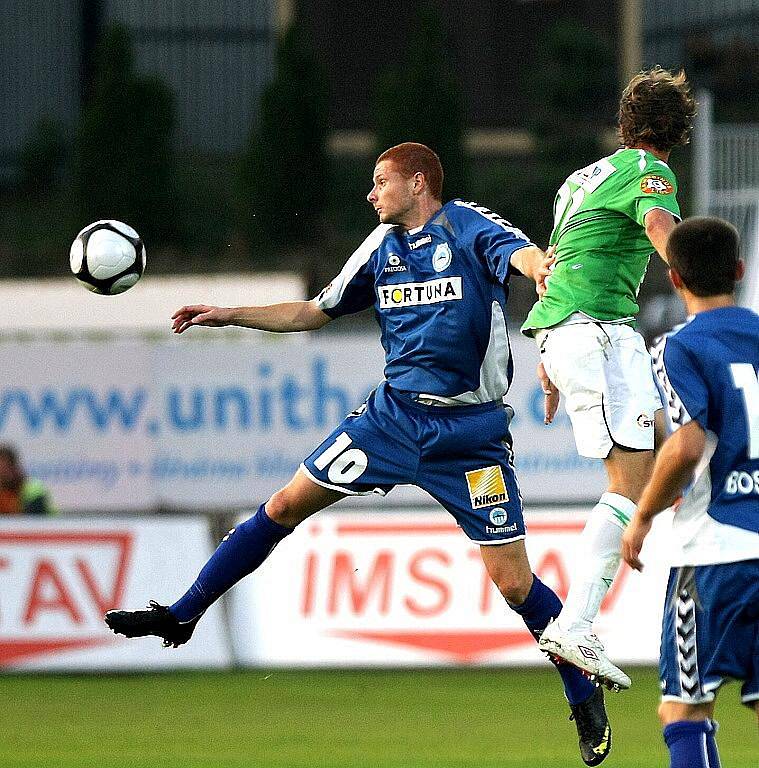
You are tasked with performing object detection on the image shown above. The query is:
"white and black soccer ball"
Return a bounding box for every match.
[70,220,146,295]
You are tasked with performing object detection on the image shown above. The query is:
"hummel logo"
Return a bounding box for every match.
[409,235,432,250]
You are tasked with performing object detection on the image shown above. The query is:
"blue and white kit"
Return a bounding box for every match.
[652,306,759,705]
[302,200,535,543]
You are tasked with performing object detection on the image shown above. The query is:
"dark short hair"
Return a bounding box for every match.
[667,217,740,297]
[376,142,444,200]
[618,67,697,152]
[0,445,19,465]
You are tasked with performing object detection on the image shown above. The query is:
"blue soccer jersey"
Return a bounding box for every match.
[652,306,759,565]
[314,200,534,403]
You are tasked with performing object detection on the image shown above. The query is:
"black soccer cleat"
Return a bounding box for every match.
[569,686,612,766]
[105,601,200,648]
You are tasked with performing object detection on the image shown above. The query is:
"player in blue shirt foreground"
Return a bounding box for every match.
[622,217,759,767]
[107,142,611,765]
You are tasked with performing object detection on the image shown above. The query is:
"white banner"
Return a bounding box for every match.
[0,517,230,670]
[230,508,671,667]
[0,333,606,511]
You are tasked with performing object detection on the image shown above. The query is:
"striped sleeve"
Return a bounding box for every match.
[450,201,534,284]
[313,225,390,318]
[651,330,708,431]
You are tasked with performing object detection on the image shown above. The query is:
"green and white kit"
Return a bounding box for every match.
[524,148,680,333]
[525,149,680,458]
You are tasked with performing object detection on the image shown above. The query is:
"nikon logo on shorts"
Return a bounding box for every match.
[465,465,509,509]
[378,277,462,309]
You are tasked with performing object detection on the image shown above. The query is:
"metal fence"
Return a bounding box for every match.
[693,90,759,310]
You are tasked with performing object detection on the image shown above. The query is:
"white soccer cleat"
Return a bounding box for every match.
[539,620,631,691]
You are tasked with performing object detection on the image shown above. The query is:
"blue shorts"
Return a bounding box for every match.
[660,560,759,706]
[301,381,525,544]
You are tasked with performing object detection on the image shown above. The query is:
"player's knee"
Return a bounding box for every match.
[265,488,307,528]
[657,701,673,725]
[658,700,711,725]
[495,571,533,605]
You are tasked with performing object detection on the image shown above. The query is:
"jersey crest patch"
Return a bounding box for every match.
[432,243,453,272]
[640,175,674,194]
[465,465,508,508]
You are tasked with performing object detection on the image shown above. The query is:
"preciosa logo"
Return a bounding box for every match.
[465,466,508,509]
[384,254,407,273]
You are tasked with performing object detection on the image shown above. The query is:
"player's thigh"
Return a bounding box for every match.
[540,323,661,458]
[604,445,655,502]
[660,561,759,710]
[418,405,525,545]
[538,324,612,458]
[301,383,417,497]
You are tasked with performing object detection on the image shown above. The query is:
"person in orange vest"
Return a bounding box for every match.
[0,445,55,516]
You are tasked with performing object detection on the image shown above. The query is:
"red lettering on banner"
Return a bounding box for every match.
[465,549,496,614]
[404,549,451,617]
[74,557,128,616]
[535,550,569,601]
[328,551,393,615]
[24,559,84,626]
[301,552,318,616]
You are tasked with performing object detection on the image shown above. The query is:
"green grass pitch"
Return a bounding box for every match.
[1,667,754,767]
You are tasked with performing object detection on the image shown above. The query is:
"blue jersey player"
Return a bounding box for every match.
[107,143,611,765]
[622,217,759,766]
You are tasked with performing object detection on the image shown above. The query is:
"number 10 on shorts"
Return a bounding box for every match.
[314,432,369,483]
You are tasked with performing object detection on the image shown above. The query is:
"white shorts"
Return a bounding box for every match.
[537,321,662,459]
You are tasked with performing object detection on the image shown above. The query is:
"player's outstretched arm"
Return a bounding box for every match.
[621,420,705,570]
[645,208,678,264]
[171,301,332,334]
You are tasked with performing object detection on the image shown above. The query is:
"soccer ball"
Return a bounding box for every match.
[70,220,146,295]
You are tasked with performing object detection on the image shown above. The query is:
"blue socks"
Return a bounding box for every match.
[663,720,720,768]
[510,574,596,705]
[170,503,293,622]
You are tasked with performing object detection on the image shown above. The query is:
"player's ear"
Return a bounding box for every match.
[735,258,745,282]
[669,268,684,290]
[412,171,425,195]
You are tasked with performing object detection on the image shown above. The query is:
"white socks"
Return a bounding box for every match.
[557,492,636,635]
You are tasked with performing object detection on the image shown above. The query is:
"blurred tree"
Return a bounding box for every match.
[19,118,67,196]
[74,25,178,246]
[239,19,330,253]
[371,2,466,200]
[686,34,759,123]
[521,19,617,243]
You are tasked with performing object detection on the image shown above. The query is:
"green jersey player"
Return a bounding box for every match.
[524,148,680,330]
[523,67,697,690]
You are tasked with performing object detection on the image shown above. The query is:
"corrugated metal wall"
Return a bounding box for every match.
[105,0,275,153]
[0,0,275,176]
[0,1,81,175]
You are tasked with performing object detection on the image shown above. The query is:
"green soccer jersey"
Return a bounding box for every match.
[522,148,680,334]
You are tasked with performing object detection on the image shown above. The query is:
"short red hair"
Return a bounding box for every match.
[376,142,444,201]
